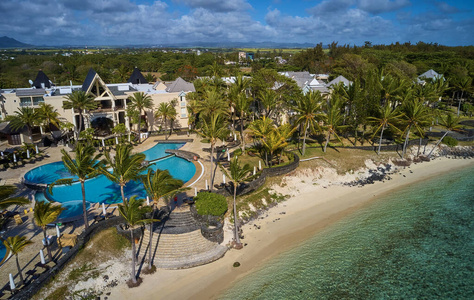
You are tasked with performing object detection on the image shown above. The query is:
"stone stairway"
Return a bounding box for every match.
[138,208,228,269]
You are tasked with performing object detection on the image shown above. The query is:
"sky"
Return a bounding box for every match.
[0,0,473,47]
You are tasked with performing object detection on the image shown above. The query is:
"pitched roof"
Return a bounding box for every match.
[128,68,148,84]
[418,69,440,79]
[82,68,97,92]
[165,77,195,93]
[33,70,52,89]
[327,75,352,87]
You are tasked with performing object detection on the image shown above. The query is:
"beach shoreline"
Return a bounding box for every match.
[108,157,474,300]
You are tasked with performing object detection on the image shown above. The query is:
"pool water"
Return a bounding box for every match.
[29,143,195,221]
[0,243,7,265]
[24,161,79,184]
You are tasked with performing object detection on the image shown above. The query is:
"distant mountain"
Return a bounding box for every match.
[0,36,33,48]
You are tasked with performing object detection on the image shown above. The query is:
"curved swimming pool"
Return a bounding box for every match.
[28,143,195,221]
[0,243,8,266]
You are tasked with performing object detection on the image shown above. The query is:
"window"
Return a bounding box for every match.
[33,96,44,106]
[20,97,31,107]
[181,107,187,118]
[181,102,186,107]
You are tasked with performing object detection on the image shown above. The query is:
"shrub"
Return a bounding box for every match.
[442,136,458,147]
[194,192,227,216]
[233,148,242,156]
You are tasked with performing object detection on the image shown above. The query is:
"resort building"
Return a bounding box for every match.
[0,68,195,145]
[280,71,330,94]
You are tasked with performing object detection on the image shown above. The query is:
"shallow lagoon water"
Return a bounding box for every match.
[220,165,474,299]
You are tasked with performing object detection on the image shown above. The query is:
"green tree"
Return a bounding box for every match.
[3,235,33,286]
[428,113,463,158]
[400,99,431,158]
[99,144,147,205]
[323,97,346,153]
[368,105,403,155]
[155,102,177,140]
[234,92,252,152]
[118,196,155,285]
[222,156,252,249]
[128,92,153,143]
[452,76,472,117]
[5,107,38,143]
[197,114,229,191]
[49,144,103,230]
[257,89,280,118]
[33,201,65,262]
[37,103,60,135]
[292,91,324,155]
[63,90,98,138]
[248,116,275,166]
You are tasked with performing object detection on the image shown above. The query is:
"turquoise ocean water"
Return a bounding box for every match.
[220,165,474,299]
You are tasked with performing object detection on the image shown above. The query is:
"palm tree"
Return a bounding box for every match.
[452,76,472,116]
[292,91,324,155]
[48,144,103,230]
[323,97,346,153]
[0,185,29,210]
[37,102,60,136]
[3,235,33,286]
[248,116,274,166]
[155,102,177,140]
[128,92,153,143]
[33,200,65,262]
[140,169,184,271]
[195,88,228,119]
[258,89,279,118]
[118,196,155,285]
[221,156,252,249]
[99,144,147,205]
[368,105,403,155]
[197,114,229,191]
[234,92,252,152]
[400,99,431,158]
[428,113,463,158]
[63,90,97,139]
[5,107,38,143]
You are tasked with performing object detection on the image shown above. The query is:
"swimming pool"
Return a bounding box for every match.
[28,143,195,220]
[141,142,185,161]
[0,243,8,266]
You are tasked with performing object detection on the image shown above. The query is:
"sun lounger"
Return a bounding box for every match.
[14,214,23,225]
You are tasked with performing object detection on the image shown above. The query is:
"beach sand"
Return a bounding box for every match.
[108,157,474,300]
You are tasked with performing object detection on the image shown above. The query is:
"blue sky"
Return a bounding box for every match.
[0,0,472,46]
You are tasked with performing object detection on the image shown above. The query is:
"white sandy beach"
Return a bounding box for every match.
[106,156,474,300]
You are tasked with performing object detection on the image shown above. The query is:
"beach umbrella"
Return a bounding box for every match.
[223,174,226,184]
[194,187,197,196]
[205,180,208,190]
[39,249,46,264]
[128,133,131,142]
[56,225,61,237]
[234,134,237,141]
[35,145,39,154]
[13,153,16,163]
[259,160,262,170]
[115,136,119,145]
[102,139,105,147]
[146,196,150,205]
[9,274,15,291]
[1,151,4,157]
[253,166,256,175]
[27,149,30,159]
[227,151,230,161]
[102,203,107,216]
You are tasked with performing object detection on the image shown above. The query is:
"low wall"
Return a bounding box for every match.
[213,152,300,197]
[13,216,124,300]
[189,205,224,244]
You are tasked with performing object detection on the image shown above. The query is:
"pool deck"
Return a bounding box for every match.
[0,132,230,296]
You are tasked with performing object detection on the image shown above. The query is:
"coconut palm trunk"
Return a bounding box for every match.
[324,132,331,153]
[233,182,241,248]
[428,131,450,158]
[130,229,137,284]
[15,254,25,285]
[210,143,215,190]
[240,116,245,152]
[80,181,88,229]
[377,125,385,155]
[402,126,411,158]
[301,122,309,156]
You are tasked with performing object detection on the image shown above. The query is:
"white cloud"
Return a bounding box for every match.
[358,0,410,14]
[173,0,252,12]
